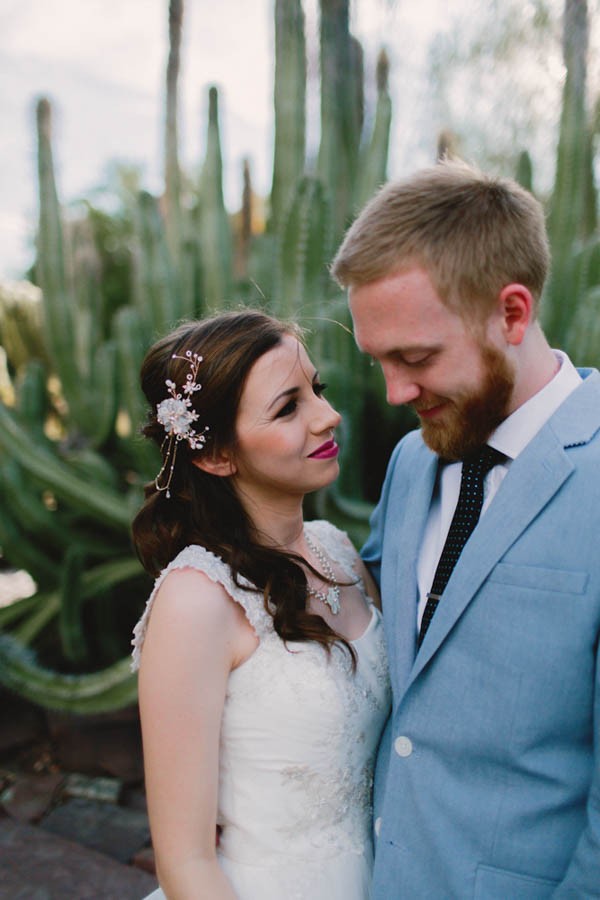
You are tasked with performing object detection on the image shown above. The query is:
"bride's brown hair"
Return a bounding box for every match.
[132,309,354,660]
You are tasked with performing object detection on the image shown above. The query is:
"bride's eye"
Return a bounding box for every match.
[275,398,298,418]
[313,381,328,397]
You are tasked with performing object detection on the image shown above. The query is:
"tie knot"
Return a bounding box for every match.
[464,444,506,475]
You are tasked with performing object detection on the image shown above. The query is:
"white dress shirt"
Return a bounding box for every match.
[416,351,582,629]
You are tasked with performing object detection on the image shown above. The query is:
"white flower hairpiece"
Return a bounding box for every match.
[155,350,209,497]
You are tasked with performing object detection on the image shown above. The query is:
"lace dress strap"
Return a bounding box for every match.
[131,544,273,671]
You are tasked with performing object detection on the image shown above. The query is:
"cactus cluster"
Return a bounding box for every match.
[1,0,597,713]
[0,0,392,711]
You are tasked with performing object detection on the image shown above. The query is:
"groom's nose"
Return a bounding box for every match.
[381,365,421,406]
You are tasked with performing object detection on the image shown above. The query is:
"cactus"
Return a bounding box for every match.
[544,0,595,346]
[0,402,131,529]
[164,0,184,267]
[270,0,306,232]
[274,175,332,318]
[36,99,121,448]
[6,0,596,714]
[318,0,363,237]
[0,281,47,371]
[356,49,392,211]
[59,547,88,664]
[0,637,138,713]
[133,191,182,335]
[197,86,233,310]
[0,0,394,712]
[515,150,533,192]
[233,158,253,280]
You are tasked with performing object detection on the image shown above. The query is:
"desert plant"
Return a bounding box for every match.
[0,0,392,711]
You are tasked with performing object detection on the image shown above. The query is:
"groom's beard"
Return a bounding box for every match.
[417,343,515,461]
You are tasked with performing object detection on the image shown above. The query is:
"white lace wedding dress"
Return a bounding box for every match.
[132,520,391,900]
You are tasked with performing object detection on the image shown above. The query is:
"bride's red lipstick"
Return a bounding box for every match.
[308,439,339,459]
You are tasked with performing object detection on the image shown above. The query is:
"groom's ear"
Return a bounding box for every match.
[496,283,533,346]
[192,451,237,477]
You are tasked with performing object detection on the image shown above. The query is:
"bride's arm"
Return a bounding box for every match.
[138,568,250,899]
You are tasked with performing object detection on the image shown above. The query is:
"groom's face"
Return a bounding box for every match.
[349,265,516,460]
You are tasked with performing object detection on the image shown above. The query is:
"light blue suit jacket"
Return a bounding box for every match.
[364,368,600,899]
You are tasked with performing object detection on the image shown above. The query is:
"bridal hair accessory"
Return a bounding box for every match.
[304,530,341,614]
[155,350,209,497]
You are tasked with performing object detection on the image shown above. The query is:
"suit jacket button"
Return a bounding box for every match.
[374,816,382,836]
[394,735,413,757]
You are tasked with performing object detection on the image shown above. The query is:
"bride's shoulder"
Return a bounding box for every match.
[131,545,268,671]
[305,519,361,572]
[151,545,236,610]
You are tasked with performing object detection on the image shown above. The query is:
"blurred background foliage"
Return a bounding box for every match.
[0,0,596,712]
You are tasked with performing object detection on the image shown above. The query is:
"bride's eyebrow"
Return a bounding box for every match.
[267,386,299,411]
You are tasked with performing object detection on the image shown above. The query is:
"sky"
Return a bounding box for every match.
[0,0,528,279]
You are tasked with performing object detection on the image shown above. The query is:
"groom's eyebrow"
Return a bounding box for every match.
[384,344,442,361]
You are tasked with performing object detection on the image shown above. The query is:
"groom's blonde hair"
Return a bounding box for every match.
[331,160,550,321]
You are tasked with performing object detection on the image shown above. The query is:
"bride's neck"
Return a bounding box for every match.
[245,501,306,554]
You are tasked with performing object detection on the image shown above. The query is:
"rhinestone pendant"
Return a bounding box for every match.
[326,586,341,615]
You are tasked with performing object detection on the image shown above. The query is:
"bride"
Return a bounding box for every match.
[131,309,390,899]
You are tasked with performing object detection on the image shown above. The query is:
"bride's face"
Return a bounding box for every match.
[229,335,341,507]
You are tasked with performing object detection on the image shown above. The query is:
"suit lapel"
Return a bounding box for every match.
[389,447,437,696]
[409,421,575,681]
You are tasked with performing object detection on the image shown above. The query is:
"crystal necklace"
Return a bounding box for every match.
[304,530,341,615]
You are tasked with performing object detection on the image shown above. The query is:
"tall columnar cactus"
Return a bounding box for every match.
[270,0,306,232]
[544,0,595,346]
[35,100,77,411]
[234,158,253,280]
[356,49,392,211]
[274,175,332,318]
[164,0,184,267]
[133,190,182,335]
[197,86,233,309]
[36,99,120,448]
[318,0,363,237]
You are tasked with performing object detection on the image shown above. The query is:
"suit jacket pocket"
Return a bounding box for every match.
[487,562,588,595]
[475,864,558,899]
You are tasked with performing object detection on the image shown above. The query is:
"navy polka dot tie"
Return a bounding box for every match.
[417,445,506,649]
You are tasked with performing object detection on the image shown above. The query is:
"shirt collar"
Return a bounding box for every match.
[488,350,582,461]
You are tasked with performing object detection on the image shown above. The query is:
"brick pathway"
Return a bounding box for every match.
[0,816,158,899]
[0,669,160,899]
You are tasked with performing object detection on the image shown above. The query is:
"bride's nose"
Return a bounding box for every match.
[313,398,342,433]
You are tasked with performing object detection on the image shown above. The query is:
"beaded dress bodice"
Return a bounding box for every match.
[132,520,391,900]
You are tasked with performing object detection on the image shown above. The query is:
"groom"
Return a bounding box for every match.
[332,161,600,897]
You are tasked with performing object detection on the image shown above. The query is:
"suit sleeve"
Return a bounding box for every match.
[552,632,600,898]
